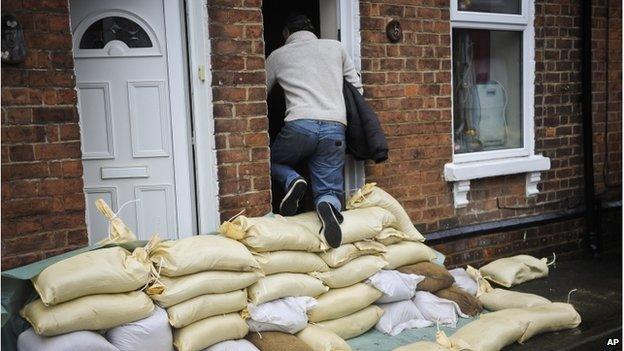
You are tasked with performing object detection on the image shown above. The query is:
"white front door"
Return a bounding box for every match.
[70,0,195,241]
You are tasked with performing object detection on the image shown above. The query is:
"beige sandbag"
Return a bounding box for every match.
[479,288,551,311]
[481,302,582,343]
[255,251,329,275]
[33,246,152,306]
[393,341,450,351]
[318,241,387,268]
[311,255,387,289]
[20,291,154,336]
[248,273,328,305]
[450,316,529,351]
[173,313,248,351]
[465,265,494,297]
[289,208,397,245]
[150,235,259,277]
[347,183,425,242]
[383,242,437,269]
[220,214,326,252]
[167,290,247,328]
[479,255,550,288]
[308,283,382,322]
[296,324,352,351]
[317,305,384,339]
[148,270,262,307]
[375,227,409,246]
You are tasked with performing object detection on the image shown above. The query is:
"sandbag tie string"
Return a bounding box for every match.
[567,288,578,304]
[546,252,557,266]
[106,198,140,242]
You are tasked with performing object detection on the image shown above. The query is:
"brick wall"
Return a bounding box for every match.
[1,0,87,269]
[207,0,273,221]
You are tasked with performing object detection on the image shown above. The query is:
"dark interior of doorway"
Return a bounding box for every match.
[263,0,321,214]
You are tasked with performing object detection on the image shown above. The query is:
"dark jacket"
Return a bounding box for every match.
[343,80,389,163]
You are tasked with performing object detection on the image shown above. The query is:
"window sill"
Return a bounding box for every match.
[444,154,551,208]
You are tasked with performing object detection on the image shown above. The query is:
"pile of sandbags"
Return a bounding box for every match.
[18,236,165,350]
[147,235,262,351]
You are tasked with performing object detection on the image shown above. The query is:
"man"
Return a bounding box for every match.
[266,13,363,248]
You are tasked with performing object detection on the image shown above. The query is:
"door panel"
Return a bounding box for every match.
[70,0,194,241]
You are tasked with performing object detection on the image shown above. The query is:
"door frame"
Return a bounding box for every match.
[184,0,221,232]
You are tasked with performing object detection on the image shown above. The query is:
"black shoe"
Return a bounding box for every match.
[279,178,307,216]
[317,202,342,248]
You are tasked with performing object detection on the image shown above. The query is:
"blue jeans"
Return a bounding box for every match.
[271,119,346,212]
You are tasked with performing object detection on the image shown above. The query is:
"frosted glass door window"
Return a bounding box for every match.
[452,29,523,154]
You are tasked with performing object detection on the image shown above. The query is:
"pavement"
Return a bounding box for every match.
[507,252,622,351]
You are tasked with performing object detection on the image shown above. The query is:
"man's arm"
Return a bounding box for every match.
[266,53,277,92]
[341,45,363,94]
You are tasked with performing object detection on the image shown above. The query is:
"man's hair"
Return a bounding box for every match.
[283,13,315,34]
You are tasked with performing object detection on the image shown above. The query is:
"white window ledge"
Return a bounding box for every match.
[444,155,551,208]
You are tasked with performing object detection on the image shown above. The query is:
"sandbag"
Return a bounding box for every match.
[296,324,352,351]
[397,262,454,292]
[149,270,262,307]
[246,331,313,351]
[412,291,467,328]
[465,265,494,297]
[245,296,316,334]
[17,328,118,351]
[105,305,173,351]
[451,316,529,351]
[393,341,449,351]
[220,214,326,252]
[167,290,247,328]
[289,208,396,245]
[347,183,425,242]
[33,246,151,306]
[479,288,551,311]
[383,242,436,270]
[481,302,581,343]
[317,305,384,339]
[150,235,259,277]
[434,286,483,317]
[311,255,387,289]
[21,291,154,336]
[173,313,248,351]
[448,268,478,296]
[478,255,549,288]
[254,251,329,275]
[308,283,383,322]
[318,241,387,268]
[375,227,409,246]
[248,273,328,305]
[366,270,424,303]
[204,340,259,351]
[375,300,432,336]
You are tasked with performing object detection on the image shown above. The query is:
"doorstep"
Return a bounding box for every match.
[348,252,622,351]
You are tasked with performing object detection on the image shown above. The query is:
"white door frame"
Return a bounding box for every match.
[163,0,196,236]
[339,0,366,196]
[184,0,220,233]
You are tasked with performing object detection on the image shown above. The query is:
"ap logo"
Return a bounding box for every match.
[607,338,619,346]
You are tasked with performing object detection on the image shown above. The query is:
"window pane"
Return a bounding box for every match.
[452,29,523,154]
[457,0,521,14]
[80,17,152,49]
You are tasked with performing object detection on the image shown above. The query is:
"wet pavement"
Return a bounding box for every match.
[506,252,622,351]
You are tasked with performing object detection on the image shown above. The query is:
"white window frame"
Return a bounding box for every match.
[445,0,550,208]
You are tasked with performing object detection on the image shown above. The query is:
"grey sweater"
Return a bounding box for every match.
[266,31,363,125]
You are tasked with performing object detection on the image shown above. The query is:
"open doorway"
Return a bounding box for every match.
[263,0,342,214]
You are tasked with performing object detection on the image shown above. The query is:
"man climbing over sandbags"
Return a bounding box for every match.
[266,13,363,248]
